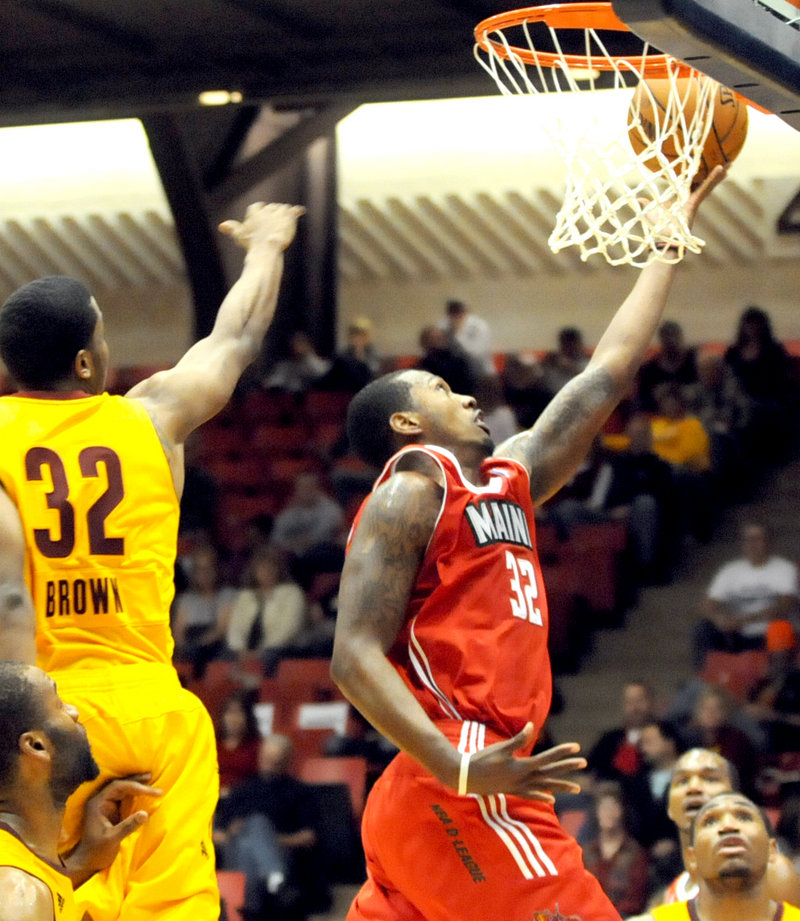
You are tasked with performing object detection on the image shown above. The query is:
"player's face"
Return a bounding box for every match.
[400,370,493,456]
[668,749,732,830]
[689,794,772,886]
[35,670,99,805]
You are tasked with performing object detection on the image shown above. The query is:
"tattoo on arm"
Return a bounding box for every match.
[502,366,617,504]
[341,473,441,650]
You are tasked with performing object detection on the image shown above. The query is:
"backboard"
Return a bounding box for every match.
[612,0,800,131]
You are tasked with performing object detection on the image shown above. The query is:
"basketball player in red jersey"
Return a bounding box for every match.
[330,167,727,921]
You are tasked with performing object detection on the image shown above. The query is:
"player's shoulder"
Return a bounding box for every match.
[0,866,54,921]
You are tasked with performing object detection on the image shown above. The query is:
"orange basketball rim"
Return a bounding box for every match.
[474,2,693,78]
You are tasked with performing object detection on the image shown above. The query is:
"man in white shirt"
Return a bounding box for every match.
[694,521,799,667]
[441,299,495,377]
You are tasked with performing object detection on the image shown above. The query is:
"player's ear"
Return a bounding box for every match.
[389,410,423,436]
[685,846,697,876]
[19,730,51,763]
[75,348,94,381]
[767,836,778,865]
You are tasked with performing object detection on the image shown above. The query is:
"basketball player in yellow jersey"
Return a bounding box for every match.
[0,661,161,921]
[635,792,800,921]
[0,201,304,920]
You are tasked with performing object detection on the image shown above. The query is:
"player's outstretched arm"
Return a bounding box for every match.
[0,488,36,664]
[495,166,726,505]
[128,202,304,448]
[331,469,585,797]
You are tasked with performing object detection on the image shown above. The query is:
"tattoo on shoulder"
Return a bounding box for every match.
[343,474,442,639]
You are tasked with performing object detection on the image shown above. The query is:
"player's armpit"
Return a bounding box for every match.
[0,868,54,921]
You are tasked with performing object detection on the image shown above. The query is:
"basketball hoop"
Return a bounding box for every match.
[474,2,720,267]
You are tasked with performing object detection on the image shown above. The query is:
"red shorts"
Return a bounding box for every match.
[349,752,620,921]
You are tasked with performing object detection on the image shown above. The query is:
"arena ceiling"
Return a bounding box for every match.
[1,0,522,124]
[1,0,799,345]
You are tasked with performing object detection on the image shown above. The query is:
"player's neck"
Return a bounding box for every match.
[0,804,63,864]
[696,882,774,921]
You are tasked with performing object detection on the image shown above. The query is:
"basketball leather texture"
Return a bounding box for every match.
[629,78,749,185]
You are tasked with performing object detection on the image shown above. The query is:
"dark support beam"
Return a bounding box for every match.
[202,106,260,191]
[300,134,339,357]
[142,114,228,340]
[208,104,355,209]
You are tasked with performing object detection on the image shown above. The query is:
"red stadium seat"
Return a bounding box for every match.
[300,756,368,818]
[217,870,246,921]
[699,650,769,702]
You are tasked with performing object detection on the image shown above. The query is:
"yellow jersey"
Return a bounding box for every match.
[0,392,179,672]
[0,823,77,921]
[652,897,800,921]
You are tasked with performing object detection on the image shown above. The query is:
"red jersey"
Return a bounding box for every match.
[350,444,551,747]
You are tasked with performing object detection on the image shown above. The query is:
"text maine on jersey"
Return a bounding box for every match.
[464,499,532,549]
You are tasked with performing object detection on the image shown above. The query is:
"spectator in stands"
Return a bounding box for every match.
[270,472,346,588]
[588,681,657,785]
[547,416,676,583]
[417,324,476,396]
[440,298,495,377]
[217,691,262,798]
[636,320,698,413]
[539,326,590,397]
[474,373,519,445]
[264,330,331,395]
[678,684,761,801]
[625,720,684,889]
[226,545,308,676]
[694,521,799,668]
[723,305,794,462]
[581,781,650,917]
[500,352,551,428]
[650,383,711,474]
[173,543,236,680]
[690,351,751,497]
[321,316,381,392]
[650,382,714,541]
[215,734,330,920]
[747,620,800,758]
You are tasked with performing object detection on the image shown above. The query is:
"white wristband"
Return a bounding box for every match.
[458,751,472,796]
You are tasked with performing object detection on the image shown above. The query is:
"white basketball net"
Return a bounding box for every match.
[474,16,719,267]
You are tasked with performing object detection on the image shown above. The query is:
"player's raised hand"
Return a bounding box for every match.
[460,723,586,801]
[219,201,305,252]
[686,163,728,223]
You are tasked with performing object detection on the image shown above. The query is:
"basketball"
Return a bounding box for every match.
[628,78,749,186]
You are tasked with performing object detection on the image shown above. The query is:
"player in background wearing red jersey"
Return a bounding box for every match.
[330,169,727,921]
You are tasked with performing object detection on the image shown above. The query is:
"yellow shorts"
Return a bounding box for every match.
[56,663,220,921]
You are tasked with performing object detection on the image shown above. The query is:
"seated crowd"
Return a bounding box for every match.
[149,299,800,919]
